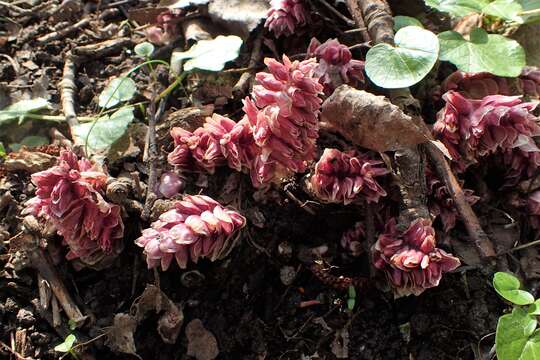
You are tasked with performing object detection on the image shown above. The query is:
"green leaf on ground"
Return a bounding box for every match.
[54,334,77,353]
[496,308,539,360]
[424,0,488,17]
[98,77,137,109]
[0,98,51,125]
[438,27,526,77]
[171,35,243,72]
[365,26,439,89]
[134,42,155,57]
[72,107,134,153]
[0,143,5,159]
[394,16,424,31]
[494,272,535,305]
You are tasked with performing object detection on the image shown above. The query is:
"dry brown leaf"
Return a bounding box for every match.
[208,0,269,39]
[186,319,219,360]
[321,85,430,152]
[330,328,349,359]
[106,313,141,359]
[131,285,184,344]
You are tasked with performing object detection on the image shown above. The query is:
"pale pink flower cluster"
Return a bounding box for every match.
[433,91,540,184]
[168,114,257,174]
[307,38,365,94]
[341,222,364,257]
[441,68,540,100]
[136,195,246,270]
[24,150,124,266]
[244,56,323,186]
[146,10,184,45]
[373,218,461,297]
[309,148,388,205]
[426,167,479,232]
[265,0,307,37]
[168,56,322,187]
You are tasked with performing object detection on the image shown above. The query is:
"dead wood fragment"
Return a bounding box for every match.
[310,262,370,291]
[60,53,79,128]
[11,230,86,326]
[72,37,133,58]
[143,98,168,221]
[37,18,91,44]
[346,0,393,44]
[4,150,56,173]
[425,144,497,259]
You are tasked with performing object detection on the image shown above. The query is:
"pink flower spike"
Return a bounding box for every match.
[135,195,246,270]
[433,91,540,184]
[307,38,365,94]
[373,218,461,297]
[24,150,124,266]
[309,148,388,205]
[265,0,308,38]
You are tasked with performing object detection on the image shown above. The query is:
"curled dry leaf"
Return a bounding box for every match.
[131,285,184,344]
[186,319,219,360]
[320,85,430,152]
[106,313,141,359]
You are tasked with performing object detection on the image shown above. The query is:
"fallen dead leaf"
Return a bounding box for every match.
[321,85,430,152]
[208,0,269,39]
[185,319,219,360]
[331,328,349,359]
[106,313,141,359]
[131,284,184,344]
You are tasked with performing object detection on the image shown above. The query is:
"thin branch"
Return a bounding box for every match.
[37,18,91,44]
[60,53,79,129]
[316,0,356,26]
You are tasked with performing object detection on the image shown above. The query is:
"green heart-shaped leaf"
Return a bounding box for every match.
[483,0,524,22]
[72,107,134,153]
[134,42,155,57]
[439,27,526,77]
[0,98,51,125]
[494,272,535,305]
[98,77,137,109]
[393,16,424,31]
[54,334,77,353]
[424,0,488,17]
[365,26,439,89]
[171,35,243,72]
[496,308,539,360]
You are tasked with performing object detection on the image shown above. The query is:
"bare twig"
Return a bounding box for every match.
[72,37,133,58]
[12,230,86,325]
[316,0,356,26]
[37,18,91,44]
[60,53,79,128]
[142,97,168,221]
[0,340,32,360]
[233,32,264,98]
[425,144,496,258]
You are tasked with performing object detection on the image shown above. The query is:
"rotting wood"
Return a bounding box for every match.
[60,53,79,129]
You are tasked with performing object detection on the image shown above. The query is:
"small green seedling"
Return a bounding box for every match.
[0,143,6,159]
[54,334,79,359]
[493,272,540,360]
[347,285,356,311]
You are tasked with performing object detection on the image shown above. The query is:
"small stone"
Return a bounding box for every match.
[277,242,293,259]
[17,308,36,326]
[280,266,296,286]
